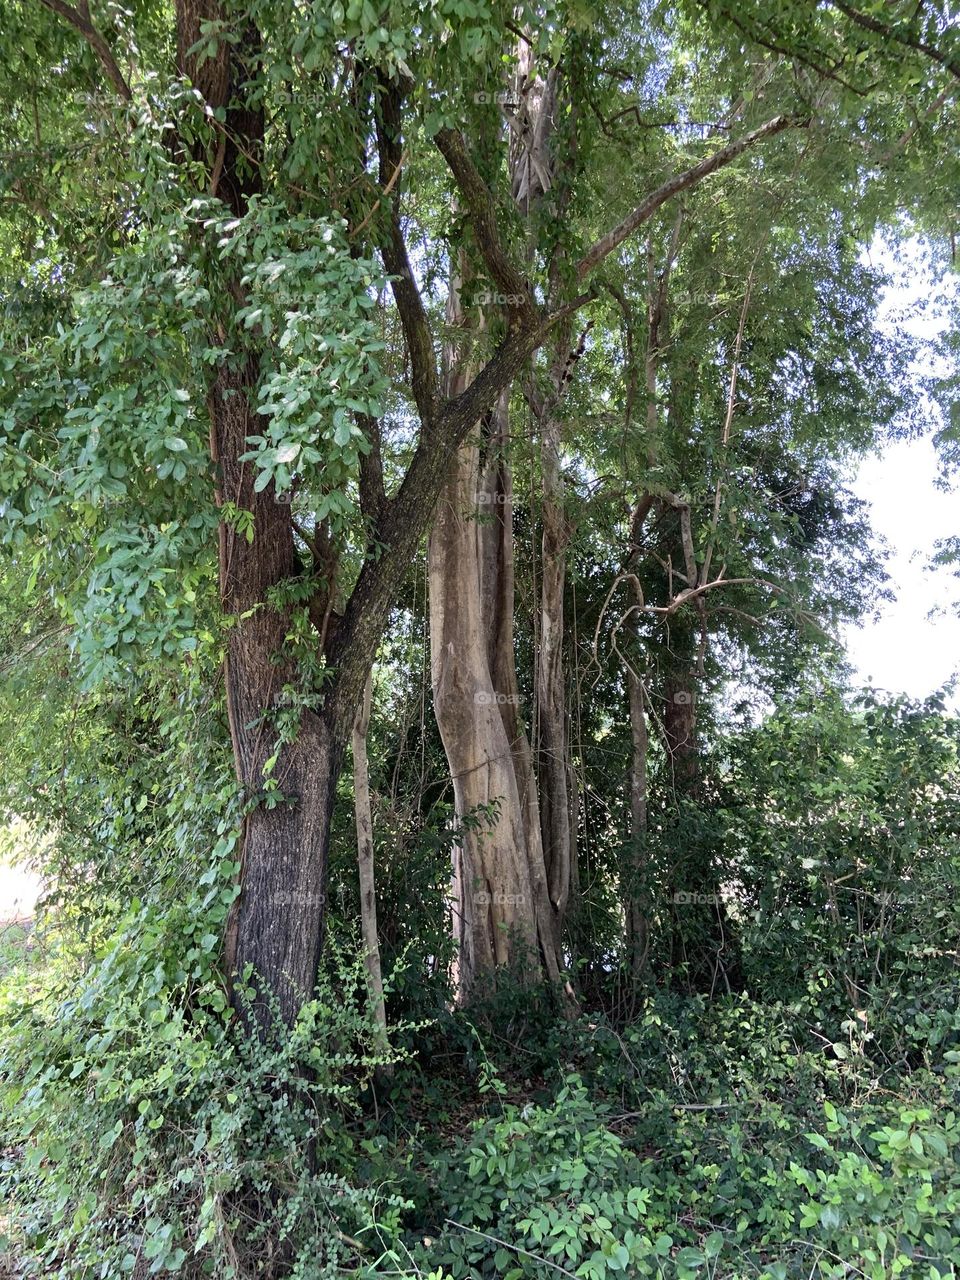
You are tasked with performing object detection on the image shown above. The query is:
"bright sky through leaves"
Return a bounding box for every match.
[844,237,960,705]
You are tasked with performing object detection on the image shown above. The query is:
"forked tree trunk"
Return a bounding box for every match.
[429,284,563,994]
[428,46,586,1000]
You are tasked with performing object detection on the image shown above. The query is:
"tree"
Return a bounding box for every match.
[1,0,805,1026]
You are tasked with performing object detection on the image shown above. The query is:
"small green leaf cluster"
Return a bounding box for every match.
[213,200,387,516]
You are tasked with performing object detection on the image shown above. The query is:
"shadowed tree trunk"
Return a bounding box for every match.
[353,670,390,1054]
[625,658,650,976]
[169,2,339,1031]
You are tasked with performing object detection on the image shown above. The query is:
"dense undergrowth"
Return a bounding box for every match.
[2,962,960,1280]
[2,947,959,1280]
[1,691,959,1279]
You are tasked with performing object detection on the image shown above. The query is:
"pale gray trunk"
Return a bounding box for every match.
[428,274,564,998]
[352,669,390,1053]
[514,44,577,949]
[427,43,580,1000]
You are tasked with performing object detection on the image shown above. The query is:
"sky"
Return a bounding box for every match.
[841,236,960,707]
[844,435,960,704]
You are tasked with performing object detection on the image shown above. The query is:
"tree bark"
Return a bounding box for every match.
[428,279,562,996]
[534,388,576,951]
[172,4,338,1032]
[514,45,577,952]
[625,662,649,975]
[211,356,337,1030]
[353,670,390,1053]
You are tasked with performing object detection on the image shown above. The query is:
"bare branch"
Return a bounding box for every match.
[39,0,132,100]
[576,114,800,281]
[375,76,438,423]
[701,264,758,586]
[646,576,785,616]
[434,126,539,326]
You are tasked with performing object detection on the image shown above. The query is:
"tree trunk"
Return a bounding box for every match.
[352,670,390,1052]
[663,671,699,798]
[211,359,338,1031]
[625,662,649,975]
[428,287,563,993]
[535,403,576,950]
[427,47,587,1000]
[514,46,577,951]
[170,6,339,1032]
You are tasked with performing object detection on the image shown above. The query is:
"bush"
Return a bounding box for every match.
[0,894,409,1278]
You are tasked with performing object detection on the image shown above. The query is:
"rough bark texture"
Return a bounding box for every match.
[625,662,649,975]
[211,353,337,1030]
[428,279,562,995]
[353,671,389,1051]
[173,1,336,1031]
[534,393,575,947]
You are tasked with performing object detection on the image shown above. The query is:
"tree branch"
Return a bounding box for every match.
[717,5,866,94]
[829,2,960,81]
[375,75,438,423]
[325,317,545,732]
[39,0,132,100]
[434,126,540,325]
[576,113,800,281]
[326,112,804,731]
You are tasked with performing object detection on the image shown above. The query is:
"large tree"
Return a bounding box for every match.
[7,0,950,1030]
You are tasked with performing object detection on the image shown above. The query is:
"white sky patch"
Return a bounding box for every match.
[0,861,43,921]
[843,236,960,706]
[845,435,960,703]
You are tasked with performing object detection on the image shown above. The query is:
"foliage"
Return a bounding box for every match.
[0,903,409,1278]
[0,0,958,1275]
